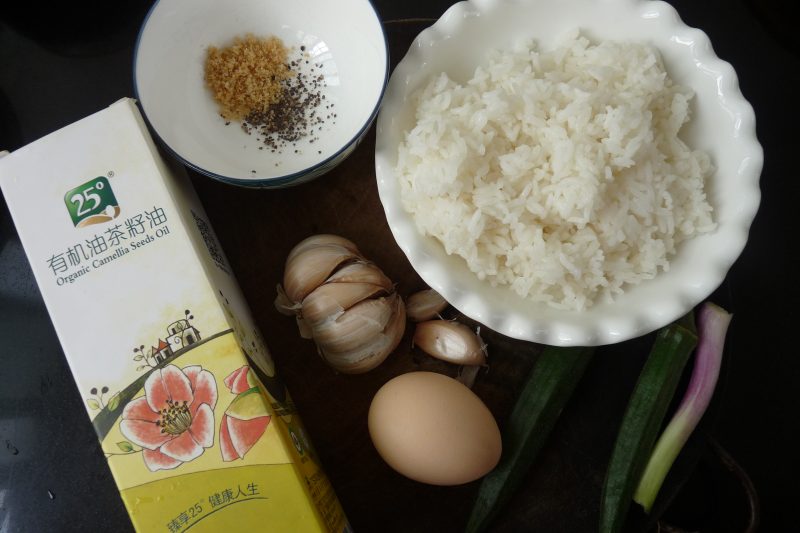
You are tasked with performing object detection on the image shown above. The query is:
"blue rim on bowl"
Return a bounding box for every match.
[133,0,390,188]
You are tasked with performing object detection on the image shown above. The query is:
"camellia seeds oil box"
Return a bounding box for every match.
[0,98,350,533]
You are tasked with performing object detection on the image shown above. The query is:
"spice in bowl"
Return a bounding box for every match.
[204,34,333,153]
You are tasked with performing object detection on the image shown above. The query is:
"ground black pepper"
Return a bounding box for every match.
[237,48,333,152]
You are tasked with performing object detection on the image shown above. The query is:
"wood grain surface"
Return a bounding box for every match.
[187,20,716,533]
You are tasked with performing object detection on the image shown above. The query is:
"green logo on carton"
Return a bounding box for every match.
[64,176,120,227]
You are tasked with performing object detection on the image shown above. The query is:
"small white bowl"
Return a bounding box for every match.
[135,0,388,188]
[375,0,762,346]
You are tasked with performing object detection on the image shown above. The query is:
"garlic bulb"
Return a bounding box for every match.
[413,320,487,366]
[406,289,448,322]
[276,234,405,374]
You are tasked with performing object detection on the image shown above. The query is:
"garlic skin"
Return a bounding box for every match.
[286,234,360,264]
[320,297,406,374]
[274,284,298,316]
[406,289,448,322]
[326,262,393,289]
[283,243,360,303]
[456,365,481,389]
[276,234,405,373]
[301,281,389,327]
[413,320,487,366]
[312,294,397,353]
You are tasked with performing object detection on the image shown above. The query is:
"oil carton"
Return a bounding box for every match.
[0,98,350,532]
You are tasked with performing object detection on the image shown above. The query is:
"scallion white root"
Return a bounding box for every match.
[633,302,732,512]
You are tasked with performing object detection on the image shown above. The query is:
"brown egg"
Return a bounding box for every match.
[367,371,502,486]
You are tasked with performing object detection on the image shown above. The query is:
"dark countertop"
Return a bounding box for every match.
[1,1,796,532]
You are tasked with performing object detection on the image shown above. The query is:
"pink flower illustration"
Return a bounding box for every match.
[120,365,218,471]
[220,366,271,462]
[224,365,253,395]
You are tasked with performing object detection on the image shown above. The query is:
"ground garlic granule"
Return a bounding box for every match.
[204,34,292,121]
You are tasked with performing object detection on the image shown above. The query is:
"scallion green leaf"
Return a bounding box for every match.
[599,318,697,533]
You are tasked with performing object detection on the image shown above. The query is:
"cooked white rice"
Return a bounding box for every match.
[396,31,715,310]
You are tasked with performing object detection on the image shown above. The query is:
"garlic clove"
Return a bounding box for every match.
[326,261,394,291]
[413,320,487,366]
[406,289,449,322]
[311,294,397,353]
[286,234,360,264]
[321,296,406,374]
[301,281,390,327]
[284,244,360,303]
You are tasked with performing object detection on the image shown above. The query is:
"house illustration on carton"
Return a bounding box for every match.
[166,318,201,352]
[151,339,172,364]
[132,312,202,370]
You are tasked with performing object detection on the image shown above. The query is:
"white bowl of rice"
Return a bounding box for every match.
[375,0,762,346]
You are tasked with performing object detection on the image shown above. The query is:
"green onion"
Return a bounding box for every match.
[599,317,697,533]
[634,303,732,512]
[465,346,594,533]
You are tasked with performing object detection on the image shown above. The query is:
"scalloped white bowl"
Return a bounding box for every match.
[375,0,762,346]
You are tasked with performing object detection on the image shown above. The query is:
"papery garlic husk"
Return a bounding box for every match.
[326,261,393,290]
[286,234,361,264]
[301,281,390,328]
[274,284,300,316]
[310,294,397,353]
[456,364,482,389]
[413,320,487,366]
[283,243,361,303]
[320,296,406,374]
[296,316,313,339]
[406,289,448,322]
